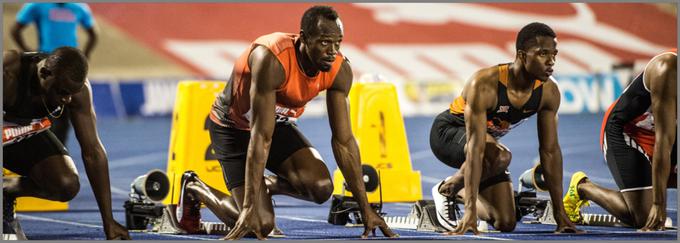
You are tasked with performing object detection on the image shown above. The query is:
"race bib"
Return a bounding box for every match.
[3,118,52,146]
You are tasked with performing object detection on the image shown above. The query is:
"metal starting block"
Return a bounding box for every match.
[149,205,231,235]
[383,200,494,232]
[2,219,27,240]
[533,203,674,228]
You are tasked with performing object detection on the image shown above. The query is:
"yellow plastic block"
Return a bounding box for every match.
[332,82,422,203]
[163,81,230,205]
[3,169,68,212]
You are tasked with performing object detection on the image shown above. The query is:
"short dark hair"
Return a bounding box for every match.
[47,46,88,84]
[515,22,556,51]
[300,5,339,36]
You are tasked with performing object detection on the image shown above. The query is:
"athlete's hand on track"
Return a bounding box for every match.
[222,206,266,240]
[449,212,479,235]
[639,204,667,232]
[554,217,585,234]
[105,221,131,240]
[361,210,399,238]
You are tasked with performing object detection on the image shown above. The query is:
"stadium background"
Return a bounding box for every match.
[2,3,678,240]
[4,3,676,118]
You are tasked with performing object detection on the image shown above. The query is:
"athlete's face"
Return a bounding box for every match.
[520,36,558,81]
[303,17,344,72]
[39,66,84,107]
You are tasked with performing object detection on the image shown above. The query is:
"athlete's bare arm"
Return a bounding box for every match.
[641,53,677,231]
[454,68,497,235]
[10,23,30,52]
[225,45,284,240]
[68,80,130,240]
[536,80,582,233]
[326,60,397,238]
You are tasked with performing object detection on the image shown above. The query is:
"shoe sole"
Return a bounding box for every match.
[176,173,191,222]
[431,181,457,231]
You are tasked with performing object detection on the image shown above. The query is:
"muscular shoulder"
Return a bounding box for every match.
[539,77,561,111]
[4,50,21,68]
[3,51,21,82]
[248,45,285,89]
[646,52,677,95]
[647,52,676,78]
[464,66,498,98]
[330,58,353,92]
[68,79,92,110]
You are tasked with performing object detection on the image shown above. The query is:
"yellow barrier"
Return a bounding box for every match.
[163,81,230,205]
[332,82,422,203]
[3,169,68,212]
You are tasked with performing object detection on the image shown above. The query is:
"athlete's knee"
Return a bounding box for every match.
[493,216,517,232]
[258,212,276,236]
[496,149,512,169]
[630,211,649,228]
[308,178,333,204]
[53,174,80,202]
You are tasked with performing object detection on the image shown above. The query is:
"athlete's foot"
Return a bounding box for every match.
[432,178,460,231]
[563,171,590,223]
[177,171,202,233]
[438,181,463,199]
[3,193,16,239]
[264,174,278,195]
[2,193,26,240]
[269,224,285,237]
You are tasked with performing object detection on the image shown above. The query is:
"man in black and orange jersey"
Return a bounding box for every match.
[563,50,677,231]
[2,47,129,240]
[428,22,582,234]
[174,6,396,240]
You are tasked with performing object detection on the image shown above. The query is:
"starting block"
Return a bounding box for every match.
[150,205,231,235]
[163,81,231,206]
[533,203,674,228]
[2,169,68,212]
[381,200,492,233]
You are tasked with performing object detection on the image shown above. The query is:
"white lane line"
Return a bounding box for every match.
[108,152,168,169]
[276,215,327,223]
[17,214,213,240]
[18,214,102,229]
[110,187,129,197]
[289,230,511,240]
[421,175,442,185]
[78,152,168,197]
[410,150,434,161]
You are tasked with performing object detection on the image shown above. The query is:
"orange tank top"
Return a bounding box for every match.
[210,32,344,130]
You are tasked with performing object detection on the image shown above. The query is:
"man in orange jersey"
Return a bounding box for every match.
[428,22,582,234]
[564,50,676,231]
[174,6,397,240]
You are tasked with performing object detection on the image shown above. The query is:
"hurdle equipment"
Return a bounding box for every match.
[331,81,422,203]
[163,81,230,206]
[2,169,68,212]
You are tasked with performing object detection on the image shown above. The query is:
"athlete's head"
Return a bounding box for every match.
[38,46,88,106]
[515,22,558,81]
[299,5,343,72]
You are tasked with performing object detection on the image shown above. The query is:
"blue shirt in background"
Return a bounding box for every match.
[16,3,95,53]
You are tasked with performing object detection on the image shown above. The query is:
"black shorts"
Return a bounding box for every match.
[602,123,678,191]
[3,130,69,176]
[208,120,312,190]
[429,110,510,190]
